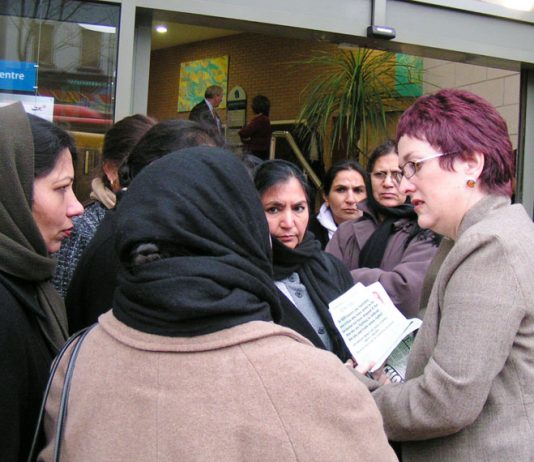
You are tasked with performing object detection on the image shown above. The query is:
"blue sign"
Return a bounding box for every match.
[0,60,37,92]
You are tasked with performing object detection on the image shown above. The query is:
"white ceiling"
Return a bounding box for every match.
[151,22,241,50]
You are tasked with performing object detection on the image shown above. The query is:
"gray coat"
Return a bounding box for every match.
[326,202,438,317]
[372,195,534,461]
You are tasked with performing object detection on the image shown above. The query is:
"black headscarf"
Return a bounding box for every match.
[0,102,68,353]
[272,232,353,360]
[358,181,420,269]
[112,147,282,337]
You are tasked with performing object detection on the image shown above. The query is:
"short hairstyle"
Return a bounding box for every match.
[28,114,77,178]
[254,159,311,204]
[252,95,270,116]
[396,88,514,196]
[322,160,367,195]
[205,85,223,99]
[119,119,223,188]
[367,139,397,173]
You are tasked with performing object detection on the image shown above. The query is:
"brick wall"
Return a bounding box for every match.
[147,33,520,153]
[147,32,335,124]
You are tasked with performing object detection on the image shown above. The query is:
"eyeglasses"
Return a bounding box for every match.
[397,152,452,182]
[372,171,403,184]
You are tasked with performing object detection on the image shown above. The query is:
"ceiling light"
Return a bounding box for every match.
[155,25,168,34]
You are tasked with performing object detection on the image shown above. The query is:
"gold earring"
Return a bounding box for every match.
[466,179,476,188]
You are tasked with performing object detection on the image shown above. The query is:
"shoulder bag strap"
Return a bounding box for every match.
[27,324,96,462]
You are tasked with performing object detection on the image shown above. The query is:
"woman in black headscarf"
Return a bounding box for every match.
[38,147,396,461]
[0,103,83,461]
[254,159,353,361]
[326,140,440,317]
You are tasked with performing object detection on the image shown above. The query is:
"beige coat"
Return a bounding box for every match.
[39,312,397,461]
[371,195,534,461]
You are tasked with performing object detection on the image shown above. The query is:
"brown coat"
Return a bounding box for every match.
[326,202,438,317]
[39,312,397,462]
[370,196,534,461]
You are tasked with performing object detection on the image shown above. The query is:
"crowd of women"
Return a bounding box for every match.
[1,86,533,461]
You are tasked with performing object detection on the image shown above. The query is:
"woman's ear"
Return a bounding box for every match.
[322,191,329,206]
[102,162,119,190]
[463,151,485,180]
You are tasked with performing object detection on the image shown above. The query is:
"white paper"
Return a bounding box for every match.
[0,93,54,121]
[329,282,421,371]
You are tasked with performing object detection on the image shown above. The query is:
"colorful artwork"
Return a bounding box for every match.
[178,56,228,112]
[395,54,423,97]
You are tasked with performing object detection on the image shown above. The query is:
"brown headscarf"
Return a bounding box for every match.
[0,102,68,353]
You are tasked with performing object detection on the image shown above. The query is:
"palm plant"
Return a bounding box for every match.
[297,47,421,163]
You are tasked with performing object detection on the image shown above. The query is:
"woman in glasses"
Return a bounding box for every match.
[358,88,534,461]
[326,140,439,317]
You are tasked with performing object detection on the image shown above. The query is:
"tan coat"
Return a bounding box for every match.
[371,195,534,461]
[39,312,397,461]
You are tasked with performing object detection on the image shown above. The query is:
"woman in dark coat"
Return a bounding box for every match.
[0,103,83,461]
[254,159,353,360]
[65,119,222,333]
[239,94,272,160]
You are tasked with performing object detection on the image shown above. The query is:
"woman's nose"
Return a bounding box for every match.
[399,176,415,195]
[280,210,294,227]
[383,173,395,187]
[67,190,84,218]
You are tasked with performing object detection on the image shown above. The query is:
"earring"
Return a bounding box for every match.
[466,179,476,188]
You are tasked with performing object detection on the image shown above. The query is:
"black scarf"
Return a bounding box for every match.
[358,187,418,269]
[112,147,282,337]
[0,102,68,354]
[272,233,353,360]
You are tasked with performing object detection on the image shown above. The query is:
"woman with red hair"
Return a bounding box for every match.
[357,89,534,461]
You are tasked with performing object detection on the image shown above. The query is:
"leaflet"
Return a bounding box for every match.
[329,282,421,374]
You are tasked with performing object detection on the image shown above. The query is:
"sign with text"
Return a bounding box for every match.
[0,94,54,121]
[0,60,37,92]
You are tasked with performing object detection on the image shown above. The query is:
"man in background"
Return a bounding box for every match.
[189,85,224,135]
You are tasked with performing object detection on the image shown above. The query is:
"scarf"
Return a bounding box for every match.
[112,147,282,337]
[358,185,419,269]
[0,102,68,353]
[89,177,116,209]
[272,233,353,359]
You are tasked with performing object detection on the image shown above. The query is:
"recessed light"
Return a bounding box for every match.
[155,25,168,34]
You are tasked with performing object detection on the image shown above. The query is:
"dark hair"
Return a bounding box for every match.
[100,114,156,188]
[28,114,77,178]
[240,153,264,178]
[322,160,367,196]
[205,85,223,99]
[367,139,397,173]
[252,95,270,116]
[102,114,156,165]
[396,88,514,196]
[253,159,311,204]
[119,119,223,188]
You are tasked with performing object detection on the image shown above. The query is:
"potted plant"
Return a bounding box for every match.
[297,47,421,165]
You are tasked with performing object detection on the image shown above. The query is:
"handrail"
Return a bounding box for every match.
[269,131,322,189]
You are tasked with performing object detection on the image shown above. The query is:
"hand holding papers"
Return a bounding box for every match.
[329,282,421,378]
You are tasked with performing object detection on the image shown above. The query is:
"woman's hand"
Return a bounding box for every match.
[346,358,391,385]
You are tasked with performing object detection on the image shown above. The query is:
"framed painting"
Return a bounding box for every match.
[177,55,228,112]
